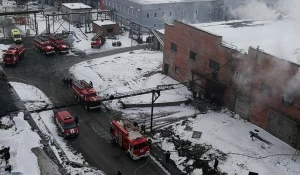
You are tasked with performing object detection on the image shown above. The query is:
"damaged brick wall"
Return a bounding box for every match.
[162,21,300,148]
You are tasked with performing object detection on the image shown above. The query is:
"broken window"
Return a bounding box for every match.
[189,51,196,60]
[171,42,177,52]
[175,66,179,74]
[234,71,239,80]
[282,93,294,106]
[261,83,272,97]
[209,60,220,71]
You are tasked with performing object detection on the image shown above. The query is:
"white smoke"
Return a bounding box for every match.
[283,69,300,104]
[231,0,300,20]
[231,0,278,20]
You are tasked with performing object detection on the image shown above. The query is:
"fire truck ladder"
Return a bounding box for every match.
[9,44,22,50]
[73,80,85,90]
[121,118,137,132]
[101,84,183,102]
[80,80,92,89]
[91,31,103,41]
[292,143,300,161]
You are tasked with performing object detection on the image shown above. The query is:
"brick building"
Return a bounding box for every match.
[92,20,120,36]
[162,20,300,147]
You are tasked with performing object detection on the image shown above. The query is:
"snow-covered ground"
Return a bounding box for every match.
[11,82,105,175]
[70,49,191,106]
[154,109,300,175]
[0,44,10,63]
[14,14,138,54]
[0,112,41,175]
[69,49,300,175]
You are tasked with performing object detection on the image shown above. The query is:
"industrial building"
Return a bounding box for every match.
[103,0,279,29]
[105,0,221,29]
[61,3,92,24]
[162,20,300,148]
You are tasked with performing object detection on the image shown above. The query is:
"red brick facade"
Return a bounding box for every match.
[92,22,120,36]
[163,21,300,147]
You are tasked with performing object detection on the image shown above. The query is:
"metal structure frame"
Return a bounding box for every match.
[0,10,40,35]
[28,84,183,132]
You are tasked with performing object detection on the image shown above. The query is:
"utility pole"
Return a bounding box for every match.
[2,17,5,39]
[130,20,133,53]
[150,90,160,132]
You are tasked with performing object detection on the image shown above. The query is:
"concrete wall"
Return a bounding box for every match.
[162,21,300,148]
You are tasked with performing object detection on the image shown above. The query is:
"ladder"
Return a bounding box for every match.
[73,80,84,90]
[122,119,136,132]
[292,143,300,161]
[91,31,103,41]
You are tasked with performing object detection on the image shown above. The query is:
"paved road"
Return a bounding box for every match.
[3,35,165,175]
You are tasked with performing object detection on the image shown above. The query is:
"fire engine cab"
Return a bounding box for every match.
[55,111,78,137]
[110,119,150,160]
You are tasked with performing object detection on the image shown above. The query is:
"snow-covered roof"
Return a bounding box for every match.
[129,0,214,5]
[192,19,300,65]
[93,20,117,26]
[62,3,92,10]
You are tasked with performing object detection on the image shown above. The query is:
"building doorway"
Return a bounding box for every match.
[204,80,224,106]
[164,63,169,75]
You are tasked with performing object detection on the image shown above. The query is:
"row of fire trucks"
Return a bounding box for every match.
[33,35,69,55]
[54,79,150,159]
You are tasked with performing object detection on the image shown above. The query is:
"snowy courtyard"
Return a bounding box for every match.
[7,48,300,175]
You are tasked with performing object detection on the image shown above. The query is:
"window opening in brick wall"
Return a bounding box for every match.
[181,11,184,16]
[175,66,179,74]
[147,13,149,18]
[209,60,220,70]
[154,13,157,17]
[196,10,198,14]
[282,93,293,106]
[234,71,239,80]
[261,83,272,97]
[234,71,248,84]
[154,24,156,27]
[189,51,196,60]
[171,42,177,52]
[170,12,172,16]
[209,8,211,13]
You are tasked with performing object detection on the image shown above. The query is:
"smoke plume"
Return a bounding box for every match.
[231,0,300,20]
[283,69,300,104]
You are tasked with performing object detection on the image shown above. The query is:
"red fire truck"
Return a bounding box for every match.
[91,31,106,48]
[72,80,101,110]
[55,111,78,137]
[33,37,55,55]
[2,44,25,66]
[110,119,150,160]
[48,35,69,54]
